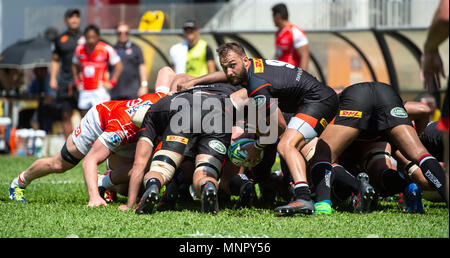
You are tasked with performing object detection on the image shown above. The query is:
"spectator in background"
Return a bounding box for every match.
[111,23,150,100]
[50,8,85,139]
[421,0,449,202]
[72,24,123,117]
[28,67,58,133]
[170,20,216,77]
[272,3,310,70]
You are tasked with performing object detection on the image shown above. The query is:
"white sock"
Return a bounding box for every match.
[11,172,29,189]
[98,172,114,189]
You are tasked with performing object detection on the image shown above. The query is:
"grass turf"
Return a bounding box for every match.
[0,155,448,238]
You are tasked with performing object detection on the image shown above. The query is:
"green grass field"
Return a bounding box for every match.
[0,155,448,238]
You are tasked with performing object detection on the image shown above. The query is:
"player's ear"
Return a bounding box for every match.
[242,55,250,66]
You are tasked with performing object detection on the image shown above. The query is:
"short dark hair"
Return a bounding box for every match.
[272,3,289,20]
[84,24,100,36]
[216,42,247,58]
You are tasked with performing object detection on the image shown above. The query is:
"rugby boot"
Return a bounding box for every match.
[9,187,27,203]
[201,182,219,215]
[274,199,315,216]
[157,180,179,211]
[234,181,256,209]
[351,173,376,213]
[404,183,424,214]
[135,184,160,215]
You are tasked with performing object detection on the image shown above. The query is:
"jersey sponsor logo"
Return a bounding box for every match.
[208,140,226,155]
[319,118,328,128]
[390,107,408,118]
[253,58,264,73]
[166,135,188,145]
[109,132,122,146]
[60,35,69,43]
[125,100,152,116]
[339,110,362,118]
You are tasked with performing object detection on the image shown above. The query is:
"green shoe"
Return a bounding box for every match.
[314,200,332,215]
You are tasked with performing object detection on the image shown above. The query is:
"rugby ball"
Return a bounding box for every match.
[228,138,264,167]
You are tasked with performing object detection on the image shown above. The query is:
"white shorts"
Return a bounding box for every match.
[71,107,136,158]
[286,116,318,144]
[78,88,110,110]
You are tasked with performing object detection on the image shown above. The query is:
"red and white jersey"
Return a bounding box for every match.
[96,92,166,148]
[73,41,121,90]
[275,23,308,67]
[72,92,166,157]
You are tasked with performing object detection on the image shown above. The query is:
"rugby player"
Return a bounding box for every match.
[8,67,173,206]
[178,42,339,215]
[72,24,123,117]
[307,82,448,212]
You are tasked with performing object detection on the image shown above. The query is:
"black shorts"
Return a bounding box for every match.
[334,82,412,140]
[155,93,232,162]
[286,93,338,142]
[56,80,78,113]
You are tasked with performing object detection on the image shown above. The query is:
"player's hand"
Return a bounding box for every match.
[49,78,58,90]
[118,205,132,211]
[238,143,262,170]
[137,86,148,97]
[87,196,107,207]
[103,80,113,90]
[177,80,195,91]
[421,50,446,92]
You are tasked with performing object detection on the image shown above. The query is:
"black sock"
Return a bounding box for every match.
[380,169,408,196]
[418,154,448,205]
[145,178,162,192]
[332,165,359,192]
[229,174,250,196]
[311,161,334,202]
[293,181,312,201]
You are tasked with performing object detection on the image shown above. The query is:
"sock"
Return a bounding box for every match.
[332,165,359,192]
[145,178,162,192]
[11,172,29,189]
[380,169,408,196]
[98,172,114,189]
[418,154,448,204]
[293,181,312,201]
[229,174,250,196]
[311,161,334,202]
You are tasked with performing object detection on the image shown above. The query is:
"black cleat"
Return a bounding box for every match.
[201,183,219,215]
[157,180,178,212]
[351,173,376,213]
[234,182,256,209]
[135,184,160,215]
[274,199,315,216]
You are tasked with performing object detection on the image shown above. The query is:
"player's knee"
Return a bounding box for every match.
[194,156,223,180]
[149,150,183,183]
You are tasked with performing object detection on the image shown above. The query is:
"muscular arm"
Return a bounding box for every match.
[424,0,449,52]
[82,140,111,207]
[50,53,60,90]
[126,138,154,209]
[296,45,310,71]
[177,71,228,91]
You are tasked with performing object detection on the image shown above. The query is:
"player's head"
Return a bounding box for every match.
[272,3,289,27]
[182,20,199,44]
[116,22,130,44]
[64,8,81,31]
[216,42,250,86]
[84,24,100,48]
